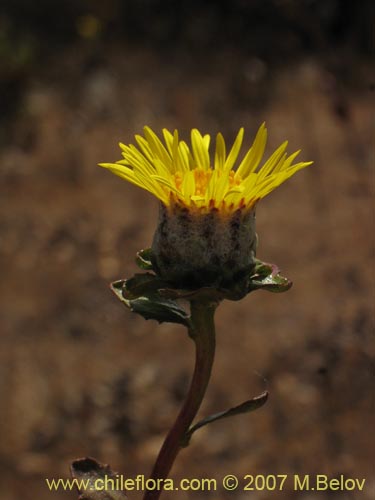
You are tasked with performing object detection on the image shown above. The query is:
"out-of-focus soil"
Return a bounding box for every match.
[0,33,374,500]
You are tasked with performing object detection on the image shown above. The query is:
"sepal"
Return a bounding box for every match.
[111,279,190,327]
[247,259,292,293]
[113,250,292,325]
[135,248,154,271]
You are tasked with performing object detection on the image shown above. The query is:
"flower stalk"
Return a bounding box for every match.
[144,300,218,500]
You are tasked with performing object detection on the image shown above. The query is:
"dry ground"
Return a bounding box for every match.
[0,43,374,500]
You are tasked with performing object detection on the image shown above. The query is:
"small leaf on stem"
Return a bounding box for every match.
[182,391,269,446]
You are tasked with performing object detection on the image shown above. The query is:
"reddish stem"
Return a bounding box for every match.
[143,300,217,500]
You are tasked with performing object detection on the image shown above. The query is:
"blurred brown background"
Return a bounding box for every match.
[0,1,374,499]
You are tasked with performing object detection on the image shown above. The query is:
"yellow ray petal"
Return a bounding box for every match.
[214,132,226,170]
[224,127,244,172]
[256,141,288,181]
[273,149,301,174]
[191,129,210,170]
[143,126,172,169]
[235,123,267,179]
[162,128,174,155]
[151,174,181,196]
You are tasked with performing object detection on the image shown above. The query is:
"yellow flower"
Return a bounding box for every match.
[101,125,312,290]
[100,124,312,215]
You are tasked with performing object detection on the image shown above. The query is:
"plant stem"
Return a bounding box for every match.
[143,300,217,500]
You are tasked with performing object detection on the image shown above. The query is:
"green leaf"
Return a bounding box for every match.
[125,295,190,326]
[111,279,190,326]
[247,259,292,293]
[182,391,268,446]
[122,273,167,299]
[135,248,154,271]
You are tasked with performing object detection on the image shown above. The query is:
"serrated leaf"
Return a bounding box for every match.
[135,248,154,271]
[111,280,190,326]
[125,295,190,326]
[183,391,268,446]
[70,457,128,500]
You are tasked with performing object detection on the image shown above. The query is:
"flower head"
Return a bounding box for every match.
[100,124,312,215]
[101,125,312,290]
